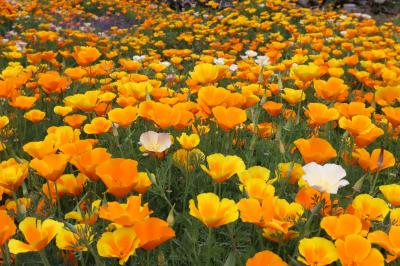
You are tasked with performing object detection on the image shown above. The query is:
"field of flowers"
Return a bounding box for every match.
[0,0,399,265]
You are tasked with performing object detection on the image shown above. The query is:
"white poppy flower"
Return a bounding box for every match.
[361,14,372,19]
[245,50,258,58]
[213,58,225,65]
[132,55,146,62]
[160,61,171,67]
[229,64,238,72]
[302,162,349,194]
[255,55,270,67]
[139,131,172,153]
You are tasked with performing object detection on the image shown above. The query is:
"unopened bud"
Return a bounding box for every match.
[167,204,175,227]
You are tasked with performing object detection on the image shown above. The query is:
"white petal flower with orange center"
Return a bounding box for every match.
[139,131,172,153]
[302,162,349,194]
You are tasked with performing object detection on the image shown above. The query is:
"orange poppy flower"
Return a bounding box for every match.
[390,209,400,226]
[243,178,275,202]
[197,86,230,115]
[65,90,100,112]
[58,139,93,157]
[24,109,46,123]
[189,192,238,228]
[64,67,87,80]
[368,226,400,263]
[190,63,220,84]
[65,200,101,225]
[44,173,87,199]
[336,234,384,266]
[380,184,400,207]
[334,102,374,119]
[97,227,140,265]
[138,101,182,129]
[262,101,283,117]
[56,224,92,251]
[0,158,29,194]
[119,58,142,71]
[8,217,63,254]
[382,106,400,128]
[175,109,195,129]
[0,115,9,129]
[305,103,339,127]
[200,153,246,183]
[47,126,81,149]
[349,194,389,230]
[212,106,247,131]
[9,96,37,110]
[107,106,138,128]
[246,250,288,266]
[297,237,338,266]
[339,115,382,136]
[72,46,101,66]
[313,77,348,102]
[132,172,152,194]
[238,196,303,231]
[276,162,304,184]
[295,186,332,215]
[320,214,363,240]
[116,95,138,107]
[237,166,272,185]
[176,133,200,150]
[281,88,305,105]
[246,121,274,138]
[64,114,87,129]
[0,210,16,246]
[352,148,395,172]
[293,137,337,164]
[0,78,18,99]
[38,71,69,94]
[290,64,321,83]
[53,106,73,117]
[70,148,111,181]
[134,217,175,250]
[374,85,400,106]
[83,117,112,135]
[95,158,138,198]
[29,154,70,181]
[23,139,57,159]
[99,195,152,226]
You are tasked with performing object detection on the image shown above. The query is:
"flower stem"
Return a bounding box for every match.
[39,250,51,266]
[53,182,62,218]
[369,170,381,195]
[1,243,11,266]
[87,243,105,266]
[205,228,213,265]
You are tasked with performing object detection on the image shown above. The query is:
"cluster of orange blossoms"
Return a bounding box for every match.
[0,0,399,265]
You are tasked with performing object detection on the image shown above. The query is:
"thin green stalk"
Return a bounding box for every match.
[79,251,87,266]
[12,192,23,221]
[39,249,51,266]
[301,198,324,238]
[53,182,62,217]
[205,228,213,266]
[1,243,11,266]
[369,170,381,195]
[182,152,191,211]
[87,244,105,266]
